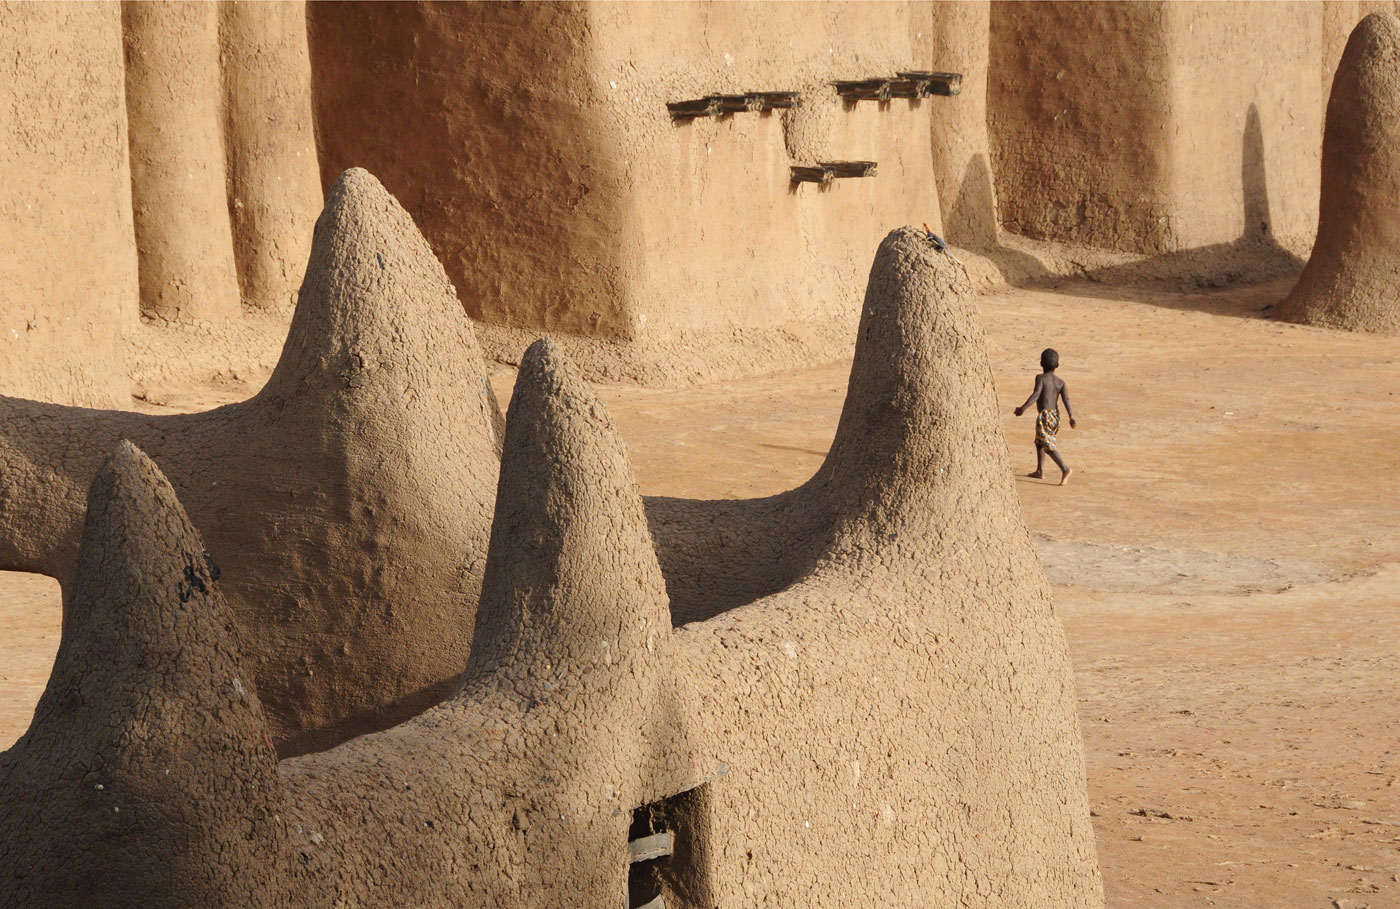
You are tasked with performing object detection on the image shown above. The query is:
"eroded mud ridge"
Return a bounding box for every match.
[0,228,1099,906]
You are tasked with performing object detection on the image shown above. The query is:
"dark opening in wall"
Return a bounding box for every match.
[626,782,714,909]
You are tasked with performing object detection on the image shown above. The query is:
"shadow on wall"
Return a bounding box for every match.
[1061,104,1303,300]
[953,153,1052,285]
[984,103,1306,320]
[946,147,998,245]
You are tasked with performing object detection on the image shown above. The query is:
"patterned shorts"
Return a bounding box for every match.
[1036,408,1060,451]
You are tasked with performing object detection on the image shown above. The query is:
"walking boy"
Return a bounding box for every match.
[1014,348,1076,485]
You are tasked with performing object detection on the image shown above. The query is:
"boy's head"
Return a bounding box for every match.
[1040,348,1059,371]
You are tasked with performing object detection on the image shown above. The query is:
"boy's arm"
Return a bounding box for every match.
[1013,375,1041,416]
[1060,382,1076,427]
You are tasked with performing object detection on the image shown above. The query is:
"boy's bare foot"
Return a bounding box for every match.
[1059,468,1072,486]
[1027,471,1043,479]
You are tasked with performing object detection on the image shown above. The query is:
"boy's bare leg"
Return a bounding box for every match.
[1047,448,1071,485]
[1028,442,1045,478]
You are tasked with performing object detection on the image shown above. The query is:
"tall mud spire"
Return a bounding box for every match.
[262,166,501,439]
[647,227,1023,621]
[816,225,1010,554]
[463,338,701,809]
[467,339,675,701]
[1281,12,1400,333]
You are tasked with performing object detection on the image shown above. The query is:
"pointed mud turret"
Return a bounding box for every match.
[647,228,1100,906]
[262,167,503,442]
[462,340,700,805]
[1281,12,1400,333]
[0,442,289,907]
[646,226,1016,622]
[467,339,672,685]
[816,225,1009,550]
[0,168,504,755]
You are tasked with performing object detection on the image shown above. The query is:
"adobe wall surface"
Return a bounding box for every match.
[989,2,1175,254]
[310,1,946,351]
[219,0,324,311]
[7,0,1386,399]
[988,1,1400,259]
[587,2,944,342]
[1163,2,1322,254]
[123,0,322,322]
[308,2,633,340]
[0,3,135,407]
[122,1,243,324]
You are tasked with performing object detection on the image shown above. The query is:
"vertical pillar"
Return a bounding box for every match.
[122,1,241,323]
[930,1,998,247]
[219,0,323,310]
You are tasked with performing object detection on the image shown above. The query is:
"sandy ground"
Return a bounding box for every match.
[4,274,1400,907]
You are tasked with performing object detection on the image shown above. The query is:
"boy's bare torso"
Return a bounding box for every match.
[1034,372,1065,411]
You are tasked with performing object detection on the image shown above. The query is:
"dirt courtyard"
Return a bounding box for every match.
[3,273,1399,907]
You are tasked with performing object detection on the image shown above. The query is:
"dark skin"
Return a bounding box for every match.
[1014,369,1076,485]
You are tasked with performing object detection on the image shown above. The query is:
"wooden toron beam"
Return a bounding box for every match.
[835,72,963,102]
[790,165,834,185]
[713,94,754,114]
[818,160,878,178]
[748,91,801,111]
[666,97,720,120]
[674,71,958,120]
[888,78,928,99]
[896,70,963,96]
[669,92,802,121]
[628,830,675,864]
[832,78,892,102]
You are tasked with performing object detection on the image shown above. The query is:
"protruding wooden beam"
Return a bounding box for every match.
[833,78,892,102]
[748,91,802,111]
[628,830,675,863]
[670,92,803,120]
[896,70,963,97]
[818,160,878,178]
[888,79,925,99]
[711,94,755,114]
[667,97,721,120]
[790,165,834,185]
[836,72,963,102]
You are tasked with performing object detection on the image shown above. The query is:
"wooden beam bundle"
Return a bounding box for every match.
[819,160,878,178]
[832,78,892,102]
[790,165,834,185]
[791,161,877,183]
[835,71,963,102]
[896,70,963,97]
[665,97,721,120]
[667,91,803,121]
